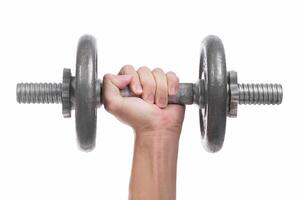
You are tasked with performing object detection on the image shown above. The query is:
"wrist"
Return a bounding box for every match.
[134,129,181,149]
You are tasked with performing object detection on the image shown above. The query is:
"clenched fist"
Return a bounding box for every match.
[102,65,185,136]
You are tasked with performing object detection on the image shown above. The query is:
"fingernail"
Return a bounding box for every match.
[135,84,143,94]
[159,97,167,107]
[146,95,154,103]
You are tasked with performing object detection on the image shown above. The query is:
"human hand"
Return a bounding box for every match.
[102,65,185,137]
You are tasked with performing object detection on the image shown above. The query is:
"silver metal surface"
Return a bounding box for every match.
[120,83,197,105]
[75,35,98,151]
[17,83,62,103]
[62,68,72,118]
[164,83,195,105]
[16,34,284,153]
[227,71,239,117]
[238,83,283,105]
[199,35,228,153]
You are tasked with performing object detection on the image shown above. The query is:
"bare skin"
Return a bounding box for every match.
[103,65,185,200]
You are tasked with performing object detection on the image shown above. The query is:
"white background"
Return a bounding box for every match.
[0,0,297,199]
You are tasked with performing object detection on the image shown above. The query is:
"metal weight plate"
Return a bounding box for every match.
[75,35,98,151]
[199,35,227,152]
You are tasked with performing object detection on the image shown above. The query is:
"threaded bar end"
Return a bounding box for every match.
[238,83,283,105]
[17,83,62,104]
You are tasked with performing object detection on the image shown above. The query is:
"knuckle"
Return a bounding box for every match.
[123,64,134,69]
[121,64,135,73]
[166,71,177,78]
[152,67,164,74]
[138,68,155,87]
[137,66,150,73]
[168,75,179,84]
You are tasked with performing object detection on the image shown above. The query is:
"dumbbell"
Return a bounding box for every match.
[16,35,283,152]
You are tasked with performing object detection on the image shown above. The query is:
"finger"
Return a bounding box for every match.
[152,68,168,108]
[110,74,133,89]
[137,66,156,103]
[119,65,142,95]
[102,74,132,114]
[166,71,180,95]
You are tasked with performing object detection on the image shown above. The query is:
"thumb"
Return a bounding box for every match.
[102,74,132,114]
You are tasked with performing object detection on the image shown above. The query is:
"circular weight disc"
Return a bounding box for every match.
[199,35,227,153]
[75,35,98,151]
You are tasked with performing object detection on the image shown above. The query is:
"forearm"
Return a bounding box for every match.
[129,130,180,200]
